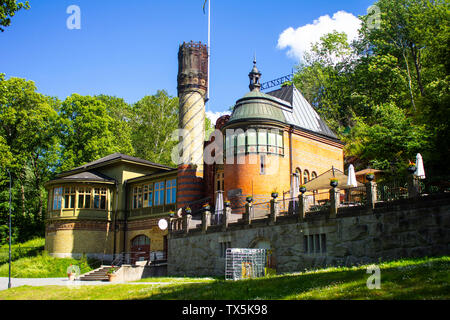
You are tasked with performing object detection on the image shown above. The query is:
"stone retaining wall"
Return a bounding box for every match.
[168,194,450,276]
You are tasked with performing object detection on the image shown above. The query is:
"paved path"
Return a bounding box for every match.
[0,277,209,291]
[0,277,111,290]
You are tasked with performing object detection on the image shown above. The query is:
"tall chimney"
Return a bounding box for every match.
[176,41,208,210]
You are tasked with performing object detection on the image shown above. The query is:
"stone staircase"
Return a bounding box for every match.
[78,266,115,281]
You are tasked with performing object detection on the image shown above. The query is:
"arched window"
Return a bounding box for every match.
[303,170,310,184]
[294,168,301,188]
[311,171,317,180]
[216,172,224,192]
[132,235,150,247]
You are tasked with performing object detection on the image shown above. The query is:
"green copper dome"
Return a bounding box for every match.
[228,90,287,124]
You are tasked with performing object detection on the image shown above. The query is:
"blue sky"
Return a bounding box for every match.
[1,0,374,121]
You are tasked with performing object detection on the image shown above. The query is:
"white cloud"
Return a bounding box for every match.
[277,11,362,61]
[205,110,231,125]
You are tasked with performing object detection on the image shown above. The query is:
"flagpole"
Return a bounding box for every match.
[207,0,211,102]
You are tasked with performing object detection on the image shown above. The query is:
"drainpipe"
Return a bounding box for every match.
[112,183,119,260]
[289,126,293,176]
[123,181,128,263]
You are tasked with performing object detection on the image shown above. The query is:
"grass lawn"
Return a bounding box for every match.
[0,238,45,265]
[0,238,100,278]
[0,256,449,300]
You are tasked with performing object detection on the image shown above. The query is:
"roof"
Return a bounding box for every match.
[266,85,339,140]
[228,90,287,124]
[59,153,174,177]
[266,85,294,105]
[126,168,178,184]
[45,171,116,186]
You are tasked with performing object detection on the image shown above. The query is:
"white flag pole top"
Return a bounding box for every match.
[207,0,211,101]
[415,153,426,179]
[347,164,358,187]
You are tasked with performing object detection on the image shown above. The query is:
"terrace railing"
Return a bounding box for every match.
[342,186,367,207]
[376,178,409,202]
[168,174,449,236]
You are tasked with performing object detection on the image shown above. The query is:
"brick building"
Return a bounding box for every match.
[44,41,344,263]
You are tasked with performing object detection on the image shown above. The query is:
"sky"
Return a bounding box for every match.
[1,0,374,123]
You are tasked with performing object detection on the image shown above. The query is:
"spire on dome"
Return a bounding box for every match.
[248,57,262,92]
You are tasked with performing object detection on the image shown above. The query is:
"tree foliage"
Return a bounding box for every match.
[0,0,30,32]
[294,0,449,175]
[59,94,134,172]
[130,90,178,166]
[0,75,60,243]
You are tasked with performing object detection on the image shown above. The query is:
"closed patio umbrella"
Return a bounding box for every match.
[214,191,224,224]
[347,164,358,187]
[415,153,426,179]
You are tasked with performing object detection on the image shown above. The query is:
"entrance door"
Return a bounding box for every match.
[131,235,150,264]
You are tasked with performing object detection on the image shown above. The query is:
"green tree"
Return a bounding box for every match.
[0,0,30,32]
[294,0,449,175]
[95,94,134,156]
[0,75,60,243]
[59,94,132,171]
[344,103,428,171]
[130,90,178,166]
[294,32,356,133]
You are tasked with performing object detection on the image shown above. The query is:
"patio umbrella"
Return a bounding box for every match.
[347,164,358,187]
[303,167,364,191]
[290,173,300,199]
[214,191,224,224]
[415,153,426,179]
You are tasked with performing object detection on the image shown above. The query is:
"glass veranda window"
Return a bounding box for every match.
[78,187,91,209]
[143,184,153,208]
[154,182,165,206]
[246,130,257,153]
[53,187,63,210]
[94,188,107,210]
[165,179,176,204]
[63,187,76,209]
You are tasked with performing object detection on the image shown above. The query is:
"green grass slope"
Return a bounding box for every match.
[0,238,100,278]
[0,256,448,300]
[0,238,45,265]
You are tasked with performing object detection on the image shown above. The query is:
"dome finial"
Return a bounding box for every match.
[249,55,262,92]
